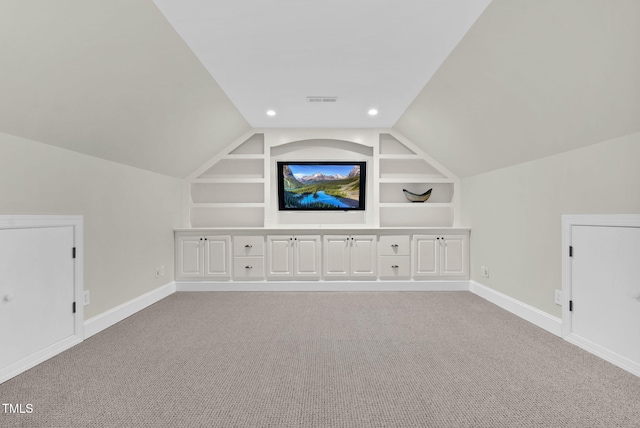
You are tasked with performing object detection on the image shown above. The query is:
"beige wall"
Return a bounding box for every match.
[462,132,640,317]
[0,131,183,319]
[395,0,640,178]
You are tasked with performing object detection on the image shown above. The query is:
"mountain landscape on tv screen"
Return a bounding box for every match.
[282,164,361,209]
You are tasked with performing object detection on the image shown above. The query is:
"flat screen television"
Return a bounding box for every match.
[277,161,366,211]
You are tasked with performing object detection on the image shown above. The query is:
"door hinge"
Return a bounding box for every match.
[569,246,573,257]
[72,302,76,313]
[569,300,573,312]
[72,247,76,259]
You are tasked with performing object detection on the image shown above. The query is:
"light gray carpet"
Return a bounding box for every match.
[2,291,640,427]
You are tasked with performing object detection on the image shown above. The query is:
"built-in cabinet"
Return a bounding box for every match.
[232,236,264,280]
[175,229,469,283]
[266,235,321,280]
[178,128,466,284]
[323,235,377,280]
[413,234,469,280]
[379,235,411,279]
[176,235,231,279]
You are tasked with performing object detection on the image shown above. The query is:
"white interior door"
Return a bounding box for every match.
[0,226,75,370]
[571,225,640,366]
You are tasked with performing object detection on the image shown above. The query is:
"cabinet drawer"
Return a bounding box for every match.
[234,236,264,256]
[233,257,264,279]
[379,235,410,256]
[379,255,411,279]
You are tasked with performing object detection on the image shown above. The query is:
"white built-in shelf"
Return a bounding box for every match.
[378,154,422,160]
[191,203,265,208]
[183,130,459,229]
[378,177,453,184]
[378,202,453,208]
[224,154,265,160]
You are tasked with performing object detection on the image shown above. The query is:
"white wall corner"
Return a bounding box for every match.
[469,280,562,337]
[84,281,176,339]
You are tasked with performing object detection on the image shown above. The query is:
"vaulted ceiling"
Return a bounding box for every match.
[0,0,638,178]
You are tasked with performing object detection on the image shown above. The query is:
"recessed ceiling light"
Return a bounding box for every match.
[368,109,378,116]
[266,110,276,116]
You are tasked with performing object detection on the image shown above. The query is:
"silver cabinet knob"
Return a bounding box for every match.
[245,244,252,248]
[391,265,399,269]
[245,266,253,269]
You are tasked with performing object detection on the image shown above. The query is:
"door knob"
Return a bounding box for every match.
[4,293,14,302]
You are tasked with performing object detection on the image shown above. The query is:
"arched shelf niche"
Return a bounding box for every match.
[268,138,375,228]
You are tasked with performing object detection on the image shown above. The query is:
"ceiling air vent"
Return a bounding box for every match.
[306,96,338,103]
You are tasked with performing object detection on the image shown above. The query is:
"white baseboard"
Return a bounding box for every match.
[565,333,640,377]
[176,280,470,292]
[84,281,176,339]
[0,335,82,385]
[469,280,562,337]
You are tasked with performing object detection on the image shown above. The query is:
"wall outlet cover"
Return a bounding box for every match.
[480,266,489,278]
[554,289,562,306]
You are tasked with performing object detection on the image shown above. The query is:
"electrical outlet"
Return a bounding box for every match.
[155,267,161,278]
[480,266,489,278]
[554,289,562,306]
[84,290,90,306]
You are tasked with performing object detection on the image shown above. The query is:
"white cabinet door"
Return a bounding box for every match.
[571,225,640,366]
[204,235,231,279]
[177,235,204,278]
[413,235,440,278]
[294,235,321,280]
[266,236,294,279]
[0,227,75,372]
[324,235,376,279]
[440,234,468,278]
[323,235,350,279]
[177,234,231,280]
[350,235,377,278]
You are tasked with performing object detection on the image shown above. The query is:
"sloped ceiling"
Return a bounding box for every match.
[0,0,250,178]
[1,1,637,179]
[152,0,491,128]
[394,0,640,178]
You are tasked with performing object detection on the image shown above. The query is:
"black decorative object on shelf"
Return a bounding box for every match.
[403,188,432,203]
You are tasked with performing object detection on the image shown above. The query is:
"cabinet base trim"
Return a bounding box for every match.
[469,280,562,336]
[176,281,469,292]
[84,281,176,339]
